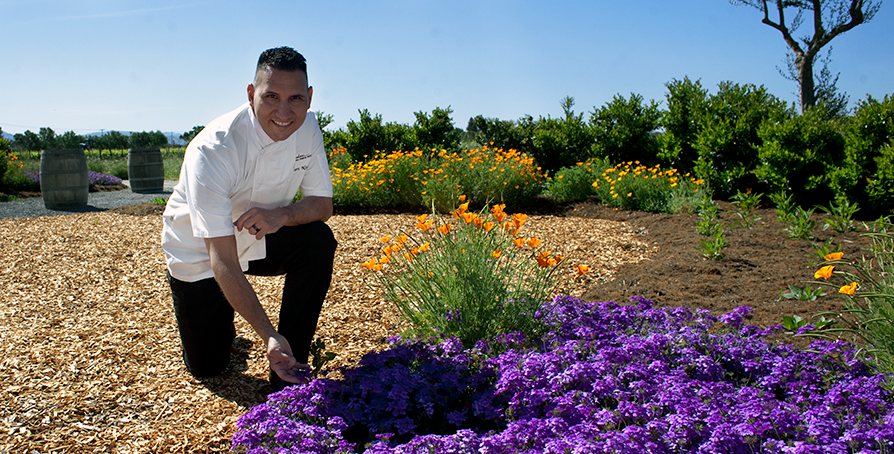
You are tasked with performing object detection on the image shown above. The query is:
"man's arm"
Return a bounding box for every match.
[205,235,308,383]
[234,196,332,240]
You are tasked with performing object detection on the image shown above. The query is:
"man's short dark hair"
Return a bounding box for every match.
[256,47,307,78]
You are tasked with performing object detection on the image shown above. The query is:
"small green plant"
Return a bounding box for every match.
[695,198,725,257]
[769,190,796,223]
[809,238,842,265]
[781,314,837,334]
[780,206,816,240]
[694,196,726,260]
[308,338,337,378]
[698,231,727,260]
[729,189,763,229]
[819,195,859,233]
[150,197,168,206]
[779,284,827,301]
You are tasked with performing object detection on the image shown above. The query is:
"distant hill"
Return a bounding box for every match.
[0,130,189,146]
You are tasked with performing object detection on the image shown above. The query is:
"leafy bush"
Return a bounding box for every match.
[591,161,705,213]
[588,93,662,166]
[233,298,894,453]
[332,109,417,163]
[693,81,792,199]
[544,158,610,204]
[528,97,595,175]
[330,146,545,212]
[659,76,709,172]
[843,95,894,217]
[412,107,462,154]
[755,104,847,208]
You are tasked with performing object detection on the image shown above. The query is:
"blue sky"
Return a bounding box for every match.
[1,0,891,138]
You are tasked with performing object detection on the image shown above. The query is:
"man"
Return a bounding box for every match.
[161,47,336,392]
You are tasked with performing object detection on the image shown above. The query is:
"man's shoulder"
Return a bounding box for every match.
[198,103,252,144]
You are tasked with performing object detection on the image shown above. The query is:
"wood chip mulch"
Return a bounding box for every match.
[0,206,654,452]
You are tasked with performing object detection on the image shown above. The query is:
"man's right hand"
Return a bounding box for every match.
[267,334,311,384]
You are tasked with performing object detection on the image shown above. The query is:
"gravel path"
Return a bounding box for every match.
[0,180,177,219]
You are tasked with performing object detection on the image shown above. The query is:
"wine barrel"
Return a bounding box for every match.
[39,149,89,210]
[127,147,164,193]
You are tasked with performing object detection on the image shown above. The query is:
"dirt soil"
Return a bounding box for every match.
[0,197,875,452]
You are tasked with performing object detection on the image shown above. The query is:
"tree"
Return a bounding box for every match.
[179,126,205,145]
[730,0,882,112]
[12,130,41,152]
[129,130,168,148]
[56,131,86,150]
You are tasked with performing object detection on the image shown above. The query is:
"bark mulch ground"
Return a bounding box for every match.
[0,198,874,452]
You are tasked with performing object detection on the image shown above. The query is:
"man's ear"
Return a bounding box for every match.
[247,83,255,104]
[307,86,313,108]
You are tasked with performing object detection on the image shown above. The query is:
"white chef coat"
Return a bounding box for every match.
[161,102,332,282]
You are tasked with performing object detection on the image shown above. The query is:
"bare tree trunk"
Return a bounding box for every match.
[796,52,816,110]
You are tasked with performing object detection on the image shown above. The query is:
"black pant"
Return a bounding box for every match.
[167,221,337,378]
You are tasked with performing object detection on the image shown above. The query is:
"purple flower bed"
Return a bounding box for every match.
[232,297,894,453]
[26,170,122,186]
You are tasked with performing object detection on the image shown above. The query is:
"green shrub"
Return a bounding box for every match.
[589,93,663,166]
[412,107,462,153]
[544,158,610,204]
[528,97,596,175]
[693,81,792,199]
[591,161,706,213]
[755,104,847,208]
[335,109,416,163]
[660,76,709,173]
[471,115,532,156]
[842,95,894,217]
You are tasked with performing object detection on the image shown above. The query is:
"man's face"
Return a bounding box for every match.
[248,68,313,142]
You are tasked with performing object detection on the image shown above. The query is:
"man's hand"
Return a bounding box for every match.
[234,207,286,240]
[267,333,311,384]
[234,196,334,239]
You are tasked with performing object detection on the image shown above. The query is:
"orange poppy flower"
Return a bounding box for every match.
[535,251,553,267]
[396,235,408,244]
[382,245,393,257]
[824,252,844,261]
[526,237,542,248]
[361,258,378,270]
[416,213,428,224]
[483,222,496,232]
[458,194,467,202]
[493,211,506,223]
[839,282,857,295]
[404,253,415,262]
[379,255,390,264]
[416,220,433,231]
[513,238,525,248]
[438,224,452,235]
[575,265,590,275]
[815,265,835,279]
[418,242,431,252]
[380,235,391,243]
[512,213,528,228]
[491,250,502,258]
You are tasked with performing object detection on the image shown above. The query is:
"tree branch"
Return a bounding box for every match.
[760,0,805,56]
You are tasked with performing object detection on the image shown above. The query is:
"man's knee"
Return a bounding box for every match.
[303,221,337,256]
